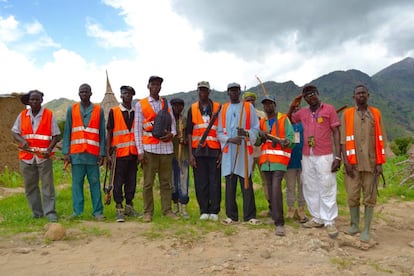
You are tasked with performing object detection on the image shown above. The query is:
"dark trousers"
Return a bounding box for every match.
[113,156,138,206]
[193,156,221,214]
[264,170,285,226]
[225,174,256,221]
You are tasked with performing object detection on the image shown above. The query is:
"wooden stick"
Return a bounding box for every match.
[336,105,348,113]
[255,75,269,96]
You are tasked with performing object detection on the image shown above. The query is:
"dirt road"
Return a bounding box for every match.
[0,200,413,275]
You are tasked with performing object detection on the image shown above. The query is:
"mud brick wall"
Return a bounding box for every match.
[0,93,24,173]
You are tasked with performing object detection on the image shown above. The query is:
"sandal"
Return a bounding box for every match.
[221,217,238,225]
[247,218,262,225]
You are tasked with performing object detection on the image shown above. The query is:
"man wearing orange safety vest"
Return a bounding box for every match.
[134,75,177,223]
[187,81,222,221]
[12,90,60,222]
[106,85,140,222]
[340,84,386,247]
[218,82,260,226]
[62,83,106,220]
[256,95,294,236]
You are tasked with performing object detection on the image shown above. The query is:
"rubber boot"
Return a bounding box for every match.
[180,203,190,219]
[297,206,308,223]
[360,206,374,242]
[347,206,360,235]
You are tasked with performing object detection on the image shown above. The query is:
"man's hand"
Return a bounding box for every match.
[98,156,104,166]
[258,130,268,140]
[375,164,383,176]
[237,128,248,137]
[216,152,222,168]
[138,153,146,164]
[290,94,302,109]
[40,148,52,159]
[63,154,71,164]
[331,159,341,172]
[160,131,173,142]
[107,155,113,168]
[280,139,290,148]
[228,137,243,145]
[189,153,197,168]
[343,163,356,178]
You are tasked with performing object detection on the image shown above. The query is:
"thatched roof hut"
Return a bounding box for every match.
[100,70,119,122]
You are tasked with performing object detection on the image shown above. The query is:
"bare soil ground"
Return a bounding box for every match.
[0,198,413,275]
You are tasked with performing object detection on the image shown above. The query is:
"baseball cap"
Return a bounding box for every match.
[148,75,164,84]
[197,81,210,89]
[261,95,276,104]
[170,98,184,105]
[227,82,241,90]
[120,85,135,95]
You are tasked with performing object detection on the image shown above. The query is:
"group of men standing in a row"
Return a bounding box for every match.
[12,75,386,247]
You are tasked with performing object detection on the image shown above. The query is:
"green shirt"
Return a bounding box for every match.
[255,113,295,172]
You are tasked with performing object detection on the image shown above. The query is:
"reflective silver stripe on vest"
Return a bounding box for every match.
[113,129,131,137]
[192,136,218,142]
[193,123,217,131]
[71,139,100,147]
[116,141,135,148]
[260,149,291,158]
[193,123,209,130]
[72,126,99,134]
[346,135,355,141]
[379,135,383,141]
[22,134,52,141]
[346,149,356,156]
[143,121,154,129]
[143,131,153,137]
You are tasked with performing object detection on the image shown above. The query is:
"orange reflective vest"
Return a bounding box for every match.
[140,97,170,145]
[70,103,101,156]
[19,108,54,160]
[258,113,292,166]
[191,101,221,149]
[344,107,385,165]
[221,102,253,154]
[111,106,138,157]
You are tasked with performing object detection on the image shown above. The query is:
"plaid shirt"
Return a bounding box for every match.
[134,96,176,155]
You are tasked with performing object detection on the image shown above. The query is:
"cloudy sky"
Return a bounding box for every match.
[1,0,413,103]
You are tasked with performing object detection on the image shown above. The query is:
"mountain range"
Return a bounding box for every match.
[45,57,414,140]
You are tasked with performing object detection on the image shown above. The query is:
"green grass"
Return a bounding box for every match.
[0,154,413,240]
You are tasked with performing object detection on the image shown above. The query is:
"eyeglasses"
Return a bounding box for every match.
[304,91,317,100]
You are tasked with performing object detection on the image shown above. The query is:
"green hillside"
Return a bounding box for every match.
[45,57,414,141]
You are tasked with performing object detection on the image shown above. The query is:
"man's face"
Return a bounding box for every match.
[79,87,92,102]
[262,100,275,114]
[172,103,184,116]
[244,96,256,107]
[198,87,210,101]
[120,90,133,105]
[353,86,369,105]
[303,90,319,105]
[148,80,162,97]
[228,87,241,103]
[28,92,43,110]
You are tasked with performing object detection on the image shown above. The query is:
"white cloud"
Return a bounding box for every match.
[0,15,21,42]
[0,0,413,105]
[86,19,133,49]
[24,20,43,35]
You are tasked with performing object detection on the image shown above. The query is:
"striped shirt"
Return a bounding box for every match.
[134,96,176,155]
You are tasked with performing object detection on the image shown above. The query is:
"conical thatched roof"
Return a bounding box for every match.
[100,70,119,122]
